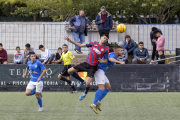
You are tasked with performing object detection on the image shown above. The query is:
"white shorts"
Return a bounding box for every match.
[26,81,43,93]
[94,69,110,85]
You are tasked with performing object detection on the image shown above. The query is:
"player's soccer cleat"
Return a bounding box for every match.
[38,107,43,112]
[71,90,78,94]
[79,92,86,101]
[77,81,86,88]
[97,102,102,111]
[90,104,98,114]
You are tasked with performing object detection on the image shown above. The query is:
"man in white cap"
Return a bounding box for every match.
[95,6,113,38]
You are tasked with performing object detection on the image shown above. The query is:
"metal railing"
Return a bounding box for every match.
[150,55,180,64]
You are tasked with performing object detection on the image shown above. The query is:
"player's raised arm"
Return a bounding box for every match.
[109,58,125,65]
[65,36,86,48]
[98,58,108,64]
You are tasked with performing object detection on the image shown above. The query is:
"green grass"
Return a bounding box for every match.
[0,92,180,120]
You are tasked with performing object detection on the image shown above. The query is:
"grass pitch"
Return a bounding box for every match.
[0,92,180,120]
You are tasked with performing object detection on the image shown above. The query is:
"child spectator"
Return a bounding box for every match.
[24,43,37,64]
[158,49,165,64]
[0,43,8,64]
[152,29,165,60]
[39,45,55,64]
[118,42,128,64]
[54,47,63,64]
[14,46,23,64]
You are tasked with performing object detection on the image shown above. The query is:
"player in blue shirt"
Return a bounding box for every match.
[23,52,46,112]
[90,46,125,114]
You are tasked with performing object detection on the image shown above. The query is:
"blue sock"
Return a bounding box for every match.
[30,90,35,96]
[98,88,109,102]
[93,89,103,105]
[72,72,85,83]
[37,97,42,107]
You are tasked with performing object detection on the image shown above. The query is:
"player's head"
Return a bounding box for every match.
[152,27,157,32]
[125,35,131,42]
[79,10,85,17]
[100,34,109,44]
[153,29,161,37]
[158,49,163,56]
[114,46,123,56]
[138,41,144,50]
[25,43,31,50]
[16,46,20,52]
[57,47,62,53]
[29,52,36,62]
[39,45,45,51]
[62,44,68,52]
[0,43,3,51]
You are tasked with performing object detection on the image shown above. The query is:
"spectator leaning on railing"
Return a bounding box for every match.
[0,43,8,64]
[39,45,55,64]
[123,35,136,55]
[118,42,128,64]
[69,10,90,54]
[132,42,150,64]
[95,6,113,38]
[152,29,165,60]
[14,46,23,64]
[150,27,162,60]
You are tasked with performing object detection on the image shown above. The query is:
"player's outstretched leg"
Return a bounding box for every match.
[58,74,78,93]
[79,77,92,101]
[71,72,86,88]
[97,83,111,111]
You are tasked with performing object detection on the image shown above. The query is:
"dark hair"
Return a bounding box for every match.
[139,41,144,45]
[63,44,68,47]
[105,42,110,47]
[153,29,160,35]
[16,46,20,49]
[25,43,31,48]
[158,49,163,52]
[125,35,131,39]
[101,34,109,39]
[58,47,62,50]
[29,52,35,56]
[39,45,44,49]
[152,27,157,31]
[0,43,2,46]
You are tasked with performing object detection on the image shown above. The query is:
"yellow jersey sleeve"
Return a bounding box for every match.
[69,52,75,60]
[60,53,64,61]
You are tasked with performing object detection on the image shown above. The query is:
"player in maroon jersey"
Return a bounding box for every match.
[65,34,109,100]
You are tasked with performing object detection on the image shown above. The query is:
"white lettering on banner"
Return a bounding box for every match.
[43,81,58,86]
[17,69,21,75]
[13,81,29,86]
[9,69,15,75]
[1,81,6,85]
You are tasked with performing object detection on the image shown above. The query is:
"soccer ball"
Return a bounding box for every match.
[116,24,126,33]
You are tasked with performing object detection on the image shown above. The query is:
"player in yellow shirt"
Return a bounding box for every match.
[53,44,85,93]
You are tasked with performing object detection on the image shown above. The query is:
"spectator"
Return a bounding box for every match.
[123,35,136,55]
[0,43,8,64]
[152,29,165,60]
[150,27,162,60]
[39,45,55,64]
[69,10,90,54]
[24,43,37,64]
[105,42,114,53]
[132,42,150,64]
[54,47,63,64]
[95,6,113,38]
[157,49,165,64]
[118,42,128,64]
[14,46,23,64]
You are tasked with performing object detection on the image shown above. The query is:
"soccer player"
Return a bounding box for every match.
[64,34,109,100]
[52,44,85,93]
[90,46,125,114]
[23,52,46,112]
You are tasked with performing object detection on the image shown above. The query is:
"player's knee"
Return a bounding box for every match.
[35,94,40,99]
[58,74,62,79]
